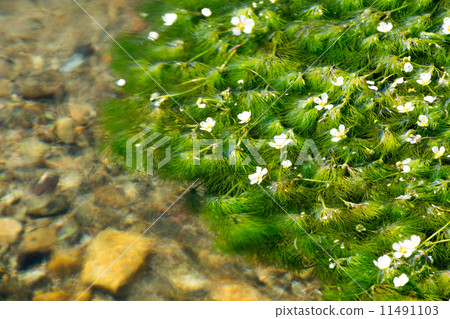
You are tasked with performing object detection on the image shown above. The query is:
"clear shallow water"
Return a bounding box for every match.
[0,0,320,300]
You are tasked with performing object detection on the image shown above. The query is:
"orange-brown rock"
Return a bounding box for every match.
[47,248,83,278]
[33,290,69,301]
[0,218,22,246]
[210,281,263,301]
[19,226,57,255]
[81,228,152,294]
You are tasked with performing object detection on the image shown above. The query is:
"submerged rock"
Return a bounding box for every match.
[32,172,59,195]
[81,228,152,294]
[15,71,63,100]
[210,281,263,301]
[170,272,210,293]
[0,218,23,246]
[68,102,96,124]
[18,226,57,269]
[32,290,69,301]
[54,117,75,144]
[26,194,69,217]
[47,248,83,278]
[94,185,128,209]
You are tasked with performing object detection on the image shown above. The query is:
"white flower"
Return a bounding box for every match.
[330,125,346,142]
[377,22,392,33]
[396,194,412,200]
[116,79,126,86]
[404,62,413,73]
[373,255,391,270]
[416,73,431,86]
[397,102,414,113]
[432,146,445,159]
[393,274,409,287]
[196,98,206,108]
[393,239,415,258]
[199,117,215,132]
[248,166,268,185]
[366,81,377,90]
[150,92,159,101]
[331,76,344,86]
[201,8,212,17]
[417,115,429,127]
[231,15,255,35]
[396,158,411,173]
[269,134,292,149]
[237,79,244,84]
[281,160,292,168]
[409,235,421,249]
[147,31,159,41]
[329,263,336,269]
[424,96,436,103]
[393,77,404,85]
[405,133,421,144]
[442,17,450,35]
[377,21,393,33]
[314,93,333,110]
[237,111,251,124]
[162,13,177,26]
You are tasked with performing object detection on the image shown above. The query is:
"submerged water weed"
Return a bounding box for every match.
[104,0,450,300]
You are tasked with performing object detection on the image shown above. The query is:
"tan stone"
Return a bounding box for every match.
[19,226,57,254]
[48,249,83,278]
[94,185,127,209]
[55,117,75,144]
[210,281,263,301]
[69,103,95,124]
[73,289,91,301]
[81,228,152,294]
[171,272,210,292]
[33,290,69,301]
[0,218,23,246]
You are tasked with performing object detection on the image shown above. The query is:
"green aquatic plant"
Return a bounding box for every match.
[103,0,450,300]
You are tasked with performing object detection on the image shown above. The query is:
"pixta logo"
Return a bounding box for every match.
[126,129,325,176]
[126,128,172,175]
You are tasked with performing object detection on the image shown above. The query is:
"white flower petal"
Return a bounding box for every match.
[201,8,212,17]
[231,17,240,25]
[394,274,409,287]
[232,27,241,35]
[243,25,253,34]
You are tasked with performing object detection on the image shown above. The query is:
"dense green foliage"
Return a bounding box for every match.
[104,0,450,300]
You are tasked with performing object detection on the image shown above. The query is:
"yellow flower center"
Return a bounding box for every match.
[399,246,408,254]
[336,131,346,140]
[237,21,246,30]
[435,151,443,159]
[420,120,428,127]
